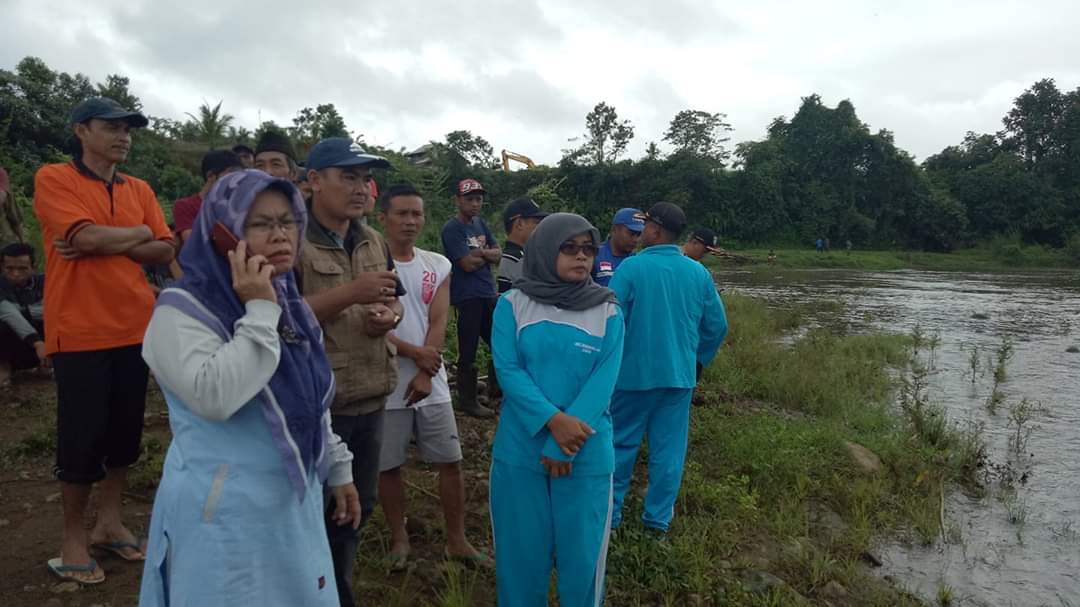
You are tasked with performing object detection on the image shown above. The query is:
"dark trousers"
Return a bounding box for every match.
[454,297,496,370]
[0,323,40,371]
[324,408,385,607]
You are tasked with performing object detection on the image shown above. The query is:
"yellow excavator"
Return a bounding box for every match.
[501,149,536,172]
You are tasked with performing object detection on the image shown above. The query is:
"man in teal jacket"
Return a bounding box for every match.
[608,202,728,532]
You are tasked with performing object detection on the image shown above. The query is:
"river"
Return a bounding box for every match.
[713,267,1080,606]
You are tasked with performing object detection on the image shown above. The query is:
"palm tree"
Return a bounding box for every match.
[185,100,234,149]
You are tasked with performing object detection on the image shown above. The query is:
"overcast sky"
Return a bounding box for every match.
[4,0,1079,164]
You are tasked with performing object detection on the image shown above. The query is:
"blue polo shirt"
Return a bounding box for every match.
[591,241,632,287]
[441,216,497,305]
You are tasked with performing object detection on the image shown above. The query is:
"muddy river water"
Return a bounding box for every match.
[714,268,1080,606]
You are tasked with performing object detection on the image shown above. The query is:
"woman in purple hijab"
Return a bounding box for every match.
[138,170,359,606]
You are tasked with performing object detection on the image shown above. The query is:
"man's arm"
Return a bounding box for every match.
[481,246,502,265]
[126,239,176,265]
[68,224,153,256]
[305,271,398,323]
[456,250,487,273]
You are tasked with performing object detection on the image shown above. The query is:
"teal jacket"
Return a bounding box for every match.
[491,290,625,474]
[609,244,727,390]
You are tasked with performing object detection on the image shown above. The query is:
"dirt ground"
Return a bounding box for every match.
[0,374,503,607]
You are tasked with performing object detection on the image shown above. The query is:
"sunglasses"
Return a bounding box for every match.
[559,242,599,257]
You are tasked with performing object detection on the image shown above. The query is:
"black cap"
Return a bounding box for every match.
[255,131,298,161]
[645,202,687,236]
[690,227,718,248]
[69,97,148,128]
[502,197,549,229]
[306,137,390,171]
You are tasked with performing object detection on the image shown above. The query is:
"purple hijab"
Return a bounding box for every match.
[157,169,335,500]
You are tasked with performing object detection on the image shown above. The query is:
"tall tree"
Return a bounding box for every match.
[1001,78,1065,168]
[444,130,499,169]
[185,100,234,149]
[290,104,350,154]
[569,102,634,165]
[663,109,732,162]
[96,74,141,111]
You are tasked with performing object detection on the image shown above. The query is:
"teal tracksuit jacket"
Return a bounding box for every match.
[607,244,727,531]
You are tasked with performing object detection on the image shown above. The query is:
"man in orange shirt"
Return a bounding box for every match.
[33,97,175,585]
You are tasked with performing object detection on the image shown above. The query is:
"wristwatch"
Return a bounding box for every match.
[392,313,402,327]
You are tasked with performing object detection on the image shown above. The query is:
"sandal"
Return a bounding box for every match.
[47,557,105,585]
[91,540,147,562]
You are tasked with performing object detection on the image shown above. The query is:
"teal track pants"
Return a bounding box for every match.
[610,388,694,532]
[490,461,613,607]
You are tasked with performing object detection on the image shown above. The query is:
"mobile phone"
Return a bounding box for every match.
[211,222,250,259]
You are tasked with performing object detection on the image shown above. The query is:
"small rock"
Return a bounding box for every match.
[861,550,884,567]
[686,593,704,606]
[971,313,990,320]
[740,569,788,594]
[45,492,62,503]
[51,581,80,593]
[44,599,63,607]
[1066,346,1079,354]
[19,470,32,480]
[23,585,36,592]
[718,559,733,569]
[845,441,882,474]
[0,519,9,527]
[820,581,848,598]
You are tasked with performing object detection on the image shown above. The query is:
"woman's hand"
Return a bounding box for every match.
[229,242,276,304]
[541,457,572,478]
[330,483,362,530]
[546,412,594,456]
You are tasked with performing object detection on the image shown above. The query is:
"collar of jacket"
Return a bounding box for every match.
[305,213,369,250]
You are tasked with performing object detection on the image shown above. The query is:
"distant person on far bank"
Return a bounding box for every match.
[682,227,719,262]
[34,96,175,584]
[591,207,644,287]
[440,178,501,418]
[608,202,727,534]
[497,197,548,294]
[815,237,824,253]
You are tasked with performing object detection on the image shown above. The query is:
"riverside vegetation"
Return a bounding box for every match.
[2,293,993,606]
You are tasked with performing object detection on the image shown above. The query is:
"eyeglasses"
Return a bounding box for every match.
[559,242,599,257]
[246,218,299,236]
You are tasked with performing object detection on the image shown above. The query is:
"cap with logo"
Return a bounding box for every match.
[306,137,391,171]
[645,202,687,236]
[502,197,549,227]
[690,227,718,248]
[612,207,646,233]
[69,97,149,128]
[457,179,485,197]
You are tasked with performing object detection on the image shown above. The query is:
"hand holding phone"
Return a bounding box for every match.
[212,222,250,259]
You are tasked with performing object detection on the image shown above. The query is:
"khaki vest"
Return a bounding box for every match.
[300,220,397,415]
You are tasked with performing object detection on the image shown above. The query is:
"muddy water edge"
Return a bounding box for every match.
[714,267,1080,606]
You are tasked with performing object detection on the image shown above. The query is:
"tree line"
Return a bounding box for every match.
[3,56,1079,254]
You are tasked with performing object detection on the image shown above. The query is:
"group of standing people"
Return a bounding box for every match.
[10,95,728,606]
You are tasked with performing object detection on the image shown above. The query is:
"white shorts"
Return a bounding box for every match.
[378,402,463,472]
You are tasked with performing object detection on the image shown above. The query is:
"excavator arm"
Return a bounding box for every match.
[501,149,536,172]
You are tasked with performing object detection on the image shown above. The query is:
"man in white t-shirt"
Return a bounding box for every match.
[377,184,489,570]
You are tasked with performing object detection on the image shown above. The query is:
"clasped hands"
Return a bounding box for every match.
[541,412,594,478]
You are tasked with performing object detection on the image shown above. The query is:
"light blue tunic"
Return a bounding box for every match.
[138,388,338,607]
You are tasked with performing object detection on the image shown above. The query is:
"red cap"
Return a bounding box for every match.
[457,179,485,196]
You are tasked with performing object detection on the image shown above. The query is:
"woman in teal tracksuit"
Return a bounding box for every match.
[491,213,625,607]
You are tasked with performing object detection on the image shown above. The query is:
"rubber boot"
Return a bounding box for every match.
[456,367,493,418]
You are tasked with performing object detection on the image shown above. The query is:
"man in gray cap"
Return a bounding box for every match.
[33,97,174,584]
[298,137,402,607]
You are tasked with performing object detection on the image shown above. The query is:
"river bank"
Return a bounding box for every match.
[715,242,1077,273]
[0,294,958,606]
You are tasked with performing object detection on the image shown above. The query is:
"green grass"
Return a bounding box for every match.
[716,239,1075,272]
[602,293,976,605]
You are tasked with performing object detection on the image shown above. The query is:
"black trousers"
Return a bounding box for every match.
[455,297,496,370]
[324,408,385,607]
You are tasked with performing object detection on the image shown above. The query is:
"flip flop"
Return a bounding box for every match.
[47,557,105,585]
[91,540,147,562]
[444,548,493,569]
